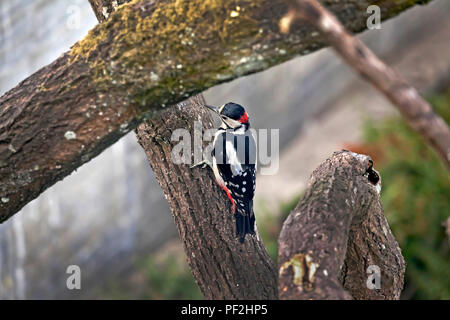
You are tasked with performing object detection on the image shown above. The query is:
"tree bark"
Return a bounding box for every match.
[278,151,405,299]
[135,95,278,299]
[0,0,430,222]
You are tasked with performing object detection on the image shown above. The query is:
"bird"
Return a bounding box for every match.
[192,102,257,243]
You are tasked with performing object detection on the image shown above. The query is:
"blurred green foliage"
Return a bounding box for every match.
[98,250,203,299]
[360,88,450,299]
[139,255,203,299]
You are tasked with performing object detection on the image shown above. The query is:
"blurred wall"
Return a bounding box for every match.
[0,0,176,299]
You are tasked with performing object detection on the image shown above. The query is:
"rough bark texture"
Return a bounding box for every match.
[278,151,405,299]
[0,0,430,222]
[289,0,450,169]
[135,95,278,299]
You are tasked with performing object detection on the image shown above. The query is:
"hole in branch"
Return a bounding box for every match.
[365,160,380,185]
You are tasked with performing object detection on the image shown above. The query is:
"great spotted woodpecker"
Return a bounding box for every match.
[193,102,257,243]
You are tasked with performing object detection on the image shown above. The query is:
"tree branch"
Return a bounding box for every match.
[278,151,405,299]
[0,0,430,222]
[285,0,450,170]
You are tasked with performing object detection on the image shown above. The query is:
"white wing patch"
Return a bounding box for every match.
[225,140,243,176]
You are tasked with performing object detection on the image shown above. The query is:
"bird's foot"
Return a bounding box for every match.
[190,159,209,169]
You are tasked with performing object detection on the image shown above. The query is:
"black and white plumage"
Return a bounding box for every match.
[205,102,257,243]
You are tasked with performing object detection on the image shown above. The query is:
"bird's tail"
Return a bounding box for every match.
[235,200,255,243]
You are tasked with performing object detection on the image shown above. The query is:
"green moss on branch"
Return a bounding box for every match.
[69,0,429,113]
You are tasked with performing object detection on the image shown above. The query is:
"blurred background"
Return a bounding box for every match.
[0,0,448,299]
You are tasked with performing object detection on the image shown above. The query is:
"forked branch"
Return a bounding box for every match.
[278,151,405,299]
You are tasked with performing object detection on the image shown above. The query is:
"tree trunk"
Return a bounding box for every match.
[0,0,430,222]
[135,95,278,299]
[89,2,266,299]
[89,1,268,300]
[278,151,405,299]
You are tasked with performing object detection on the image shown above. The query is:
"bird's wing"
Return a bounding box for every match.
[214,130,257,215]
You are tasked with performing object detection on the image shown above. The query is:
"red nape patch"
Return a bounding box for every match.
[239,112,249,124]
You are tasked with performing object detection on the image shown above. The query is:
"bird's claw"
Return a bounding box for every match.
[190,160,209,169]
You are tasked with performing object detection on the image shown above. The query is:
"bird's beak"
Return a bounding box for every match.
[205,104,220,114]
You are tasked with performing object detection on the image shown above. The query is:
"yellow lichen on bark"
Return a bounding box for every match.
[279,253,319,291]
[66,0,430,109]
[69,0,268,107]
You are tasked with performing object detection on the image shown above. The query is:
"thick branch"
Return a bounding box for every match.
[135,96,278,299]
[278,151,405,299]
[0,0,430,221]
[288,0,450,169]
